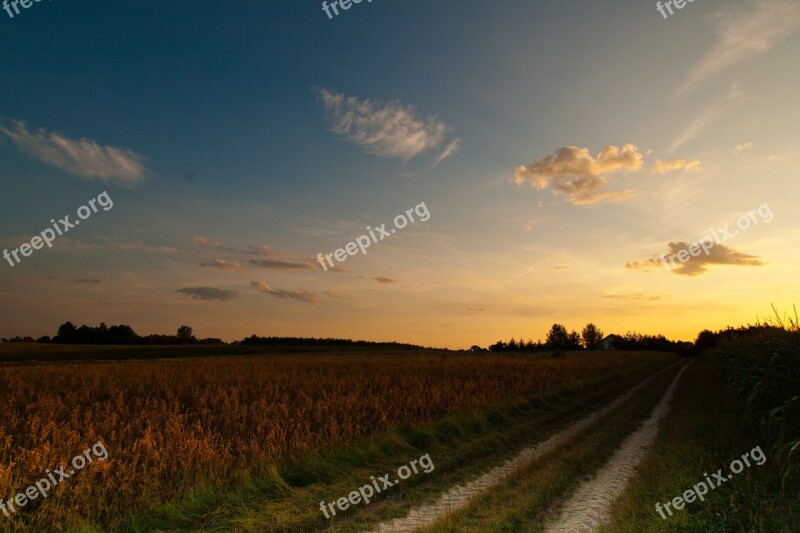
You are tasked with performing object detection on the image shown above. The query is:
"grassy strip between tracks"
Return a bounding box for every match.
[419,360,683,531]
[110,353,676,532]
[599,357,800,532]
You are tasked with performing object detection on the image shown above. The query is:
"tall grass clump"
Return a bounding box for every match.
[715,306,800,487]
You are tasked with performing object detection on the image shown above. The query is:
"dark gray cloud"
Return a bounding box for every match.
[627,242,763,276]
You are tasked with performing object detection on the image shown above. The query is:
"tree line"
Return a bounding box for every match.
[1,322,422,349]
[43,322,223,345]
[2,320,699,355]
[478,323,696,356]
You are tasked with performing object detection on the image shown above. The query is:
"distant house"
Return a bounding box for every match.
[601,334,621,350]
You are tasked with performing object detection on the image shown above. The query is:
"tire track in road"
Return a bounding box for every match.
[544,362,691,533]
[370,361,683,533]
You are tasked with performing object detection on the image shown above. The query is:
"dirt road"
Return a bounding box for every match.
[371,361,687,532]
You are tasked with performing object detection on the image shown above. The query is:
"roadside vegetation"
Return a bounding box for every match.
[421,362,684,531]
[602,311,800,532]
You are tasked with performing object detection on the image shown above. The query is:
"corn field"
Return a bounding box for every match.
[715,309,800,488]
[0,350,665,530]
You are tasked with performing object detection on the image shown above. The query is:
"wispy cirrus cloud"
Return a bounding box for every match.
[525,218,542,231]
[674,0,800,98]
[432,139,462,167]
[669,84,746,153]
[318,89,460,163]
[324,290,347,299]
[242,245,273,255]
[603,292,661,301]
[193,235,236,252]
[652,158,702,175]
[238,243,317,268]
[248,259,315,270]
[200,259,243,271]
[514,144,642,205]
[250,281,319,303]
[176,287,239,301]
[0,119,149,186]
[192,239,319,270]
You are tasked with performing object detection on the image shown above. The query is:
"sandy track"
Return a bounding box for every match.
[370,362,682,533]
[544,362,691,533]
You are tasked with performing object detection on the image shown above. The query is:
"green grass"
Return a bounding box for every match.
[600,357,800,532]
[118,354,676,532]
[420,362,684,531]
[715,318,800,486]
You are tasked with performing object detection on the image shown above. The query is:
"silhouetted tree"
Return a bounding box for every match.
[55,321,78,343]
[581,323,604,350]
[52,321,139,344]
[489,340,506,352]
[545,324,574,350]
[568,330,582,349]
[695,329,718,352]
[523,338,535,351]
[546,324,571,349]
[177,325,196,344]
[107,324,138,344]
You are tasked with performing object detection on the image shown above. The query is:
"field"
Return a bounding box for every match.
[2,333,795,532]
[0,348,671,531]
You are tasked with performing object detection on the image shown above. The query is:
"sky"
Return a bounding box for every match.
[1,0,799,348]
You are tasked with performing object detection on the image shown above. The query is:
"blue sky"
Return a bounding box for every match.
[1,0,799,347]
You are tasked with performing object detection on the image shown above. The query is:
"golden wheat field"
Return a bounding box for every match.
[0,350,668,529]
